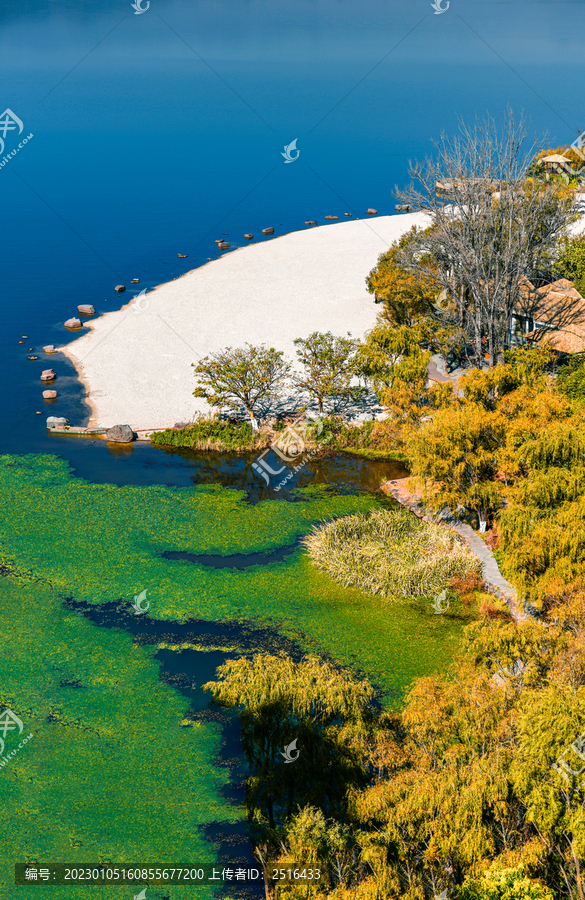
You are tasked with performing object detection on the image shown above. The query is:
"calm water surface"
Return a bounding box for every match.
[1,0,583,475]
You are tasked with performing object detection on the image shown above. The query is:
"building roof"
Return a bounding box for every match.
[541,154,570,164]
[525,277,585,354]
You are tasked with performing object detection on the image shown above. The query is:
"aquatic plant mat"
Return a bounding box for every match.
[304,508,481,598]
[0,454,479,895]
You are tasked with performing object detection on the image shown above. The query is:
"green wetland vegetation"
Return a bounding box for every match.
[0,453,477,897]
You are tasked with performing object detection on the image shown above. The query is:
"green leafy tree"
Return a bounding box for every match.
[459,866,555,900]
[192,343,290,422]
[554,233,585,297]
[292,332,361,413]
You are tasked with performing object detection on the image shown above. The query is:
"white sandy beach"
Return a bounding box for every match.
[62,209,585,431]
[62,213,431,430]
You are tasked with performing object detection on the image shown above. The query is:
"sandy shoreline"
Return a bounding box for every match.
[60,210,585,431]
[61,213,431,430]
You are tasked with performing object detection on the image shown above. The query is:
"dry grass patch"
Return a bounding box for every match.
[303,508,480,599]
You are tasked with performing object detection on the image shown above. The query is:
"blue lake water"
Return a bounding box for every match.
[1,0,584,474]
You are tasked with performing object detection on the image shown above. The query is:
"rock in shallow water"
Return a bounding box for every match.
[64,318,82,329]
[47,416,69,427]
[77,304,95,315]
[106,424,135,443]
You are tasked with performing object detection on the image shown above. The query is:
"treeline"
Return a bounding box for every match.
[203,578,585,900]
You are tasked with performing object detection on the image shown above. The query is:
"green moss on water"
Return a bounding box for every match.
[0,453,478,896]
[0,576,232,899]
[0,455,472,705]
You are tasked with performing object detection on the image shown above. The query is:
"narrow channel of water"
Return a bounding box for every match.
[30,437,408,498]
[65,597,309,898]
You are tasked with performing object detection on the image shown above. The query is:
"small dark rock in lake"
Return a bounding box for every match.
[64,317,82,329]
[262,227,274,235]
[114,285,126,293]
[131,278,140,284]
[177,254,188,258]
[41,369,56,382]
[42,390,57,399]
[106,424,135,443]
[77,304,95,316]
[218,242,230,250]
[367,208,377,215]
[324,215,338,220]
[244,234,253,239]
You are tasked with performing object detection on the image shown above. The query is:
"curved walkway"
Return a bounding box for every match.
[381,478,526,623]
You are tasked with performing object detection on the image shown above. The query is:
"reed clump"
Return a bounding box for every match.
[151,418,269,452]
[303,508,480,598]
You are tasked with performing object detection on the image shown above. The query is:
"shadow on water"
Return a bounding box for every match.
[162,536,303,569]
[64,597,308,899]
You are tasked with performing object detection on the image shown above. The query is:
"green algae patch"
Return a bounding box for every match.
[0,455,473,705]
[0,576,233,900]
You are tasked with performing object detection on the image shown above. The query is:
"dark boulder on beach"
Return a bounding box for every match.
[106,424,135,443]
[47,416,69,427]
[114,285,126,293]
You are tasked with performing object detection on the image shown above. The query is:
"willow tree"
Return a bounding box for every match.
[202,652,375,863]
[396,109,579,366]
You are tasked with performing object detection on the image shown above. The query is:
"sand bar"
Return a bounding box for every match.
[62,213,431,430]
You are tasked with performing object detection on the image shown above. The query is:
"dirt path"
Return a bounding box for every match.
[381,477,527,623]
